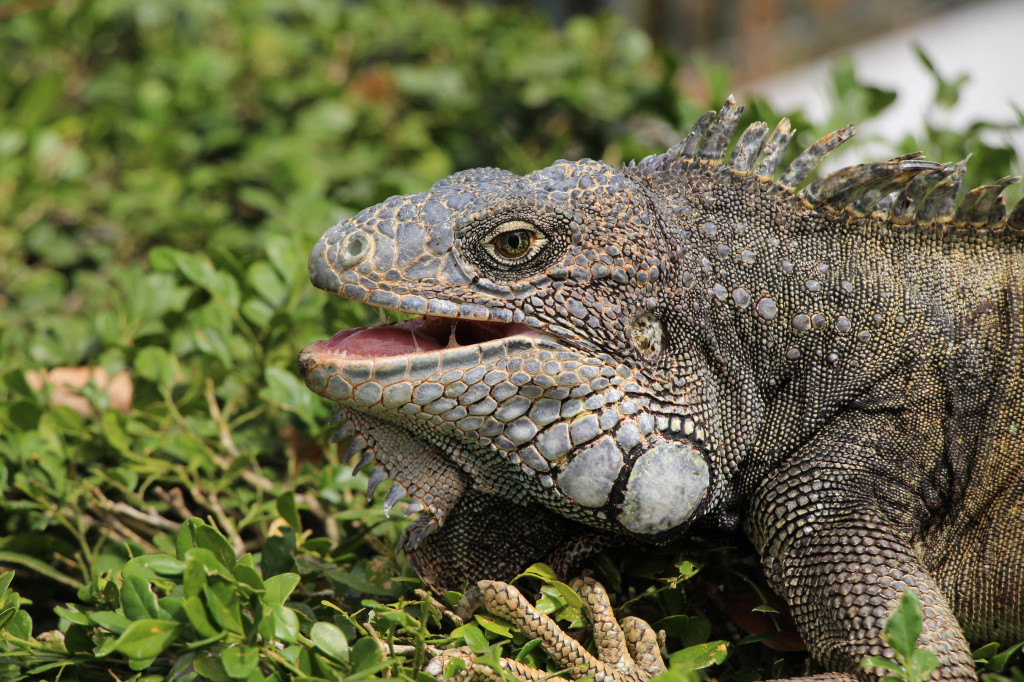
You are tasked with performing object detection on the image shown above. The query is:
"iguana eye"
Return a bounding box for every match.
[485,221,548,264]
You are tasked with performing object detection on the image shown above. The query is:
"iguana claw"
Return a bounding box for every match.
[427,577,665,682]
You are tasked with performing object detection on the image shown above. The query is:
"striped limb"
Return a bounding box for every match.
[426,577,665,681]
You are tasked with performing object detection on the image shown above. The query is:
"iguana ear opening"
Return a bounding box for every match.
[617,438,709,536]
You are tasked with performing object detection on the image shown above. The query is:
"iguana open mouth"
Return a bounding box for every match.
[307,315,539,359]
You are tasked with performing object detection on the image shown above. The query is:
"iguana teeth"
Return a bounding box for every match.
[382,483,406,517]
[366,466,387,501]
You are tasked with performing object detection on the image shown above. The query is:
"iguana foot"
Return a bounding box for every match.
[426,576,665,681]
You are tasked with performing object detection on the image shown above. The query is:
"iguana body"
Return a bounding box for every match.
[299,98,1024,680]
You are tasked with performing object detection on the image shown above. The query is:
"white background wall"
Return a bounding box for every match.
[744,0,1024,172]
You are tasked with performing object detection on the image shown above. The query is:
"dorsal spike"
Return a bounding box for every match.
[954,176,1020,228]
[891,151,926,161]
[916,157,968,224]
[700,95,744,161]
[778,123,857,190]
[1007,196,1024,230]
[799,163,891,207]
[677,110,717,160]
[848,161,947,217]
[890,166,955,225]
[798,158,944,212]
[868,191,899,219]
[755,118,793,178]
[728,121,769,173]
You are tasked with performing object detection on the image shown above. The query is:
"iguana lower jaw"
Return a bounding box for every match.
[299,307,713,551]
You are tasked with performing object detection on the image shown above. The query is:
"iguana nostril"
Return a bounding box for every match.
[340,233,371,269]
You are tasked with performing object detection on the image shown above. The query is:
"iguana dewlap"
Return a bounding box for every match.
[299,97,1024,680]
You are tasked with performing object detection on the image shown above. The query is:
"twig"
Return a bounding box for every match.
[416,588,464,627]
[90,490,181,533]
[154,486,194,521]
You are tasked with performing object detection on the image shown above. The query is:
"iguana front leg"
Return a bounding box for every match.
[427,577,665,681]
[747,448,977,681]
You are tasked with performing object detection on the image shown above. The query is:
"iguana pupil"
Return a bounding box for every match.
[489,224,539,262]
[497,230,530,256]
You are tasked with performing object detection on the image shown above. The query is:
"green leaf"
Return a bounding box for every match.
[195,525,237,569]
[184,552,210,597]
[54,605,92,626]
[350,635,383,672]
[263,573,300,606]
[443,655,466,679]
[221,645,260,679]
[203,581,244,634]
[90,610,133,634]
[862,655,905,674]
[123,554,187,579]
[905,648,941,682]
[973,642,1001,663]
[668,640,729,672]
[231,563,264,591]
[121,575,161,620]
[515,563,558,582]
[276,491,301,532]
[546,580,583,610]
[185,547,234,581]
[193,650,232,682]
[514,637,543,663]
[310,622,350,661]
[4,609,31,640]
[134,346,179,386]
[989,642,1024,673]
[113,619,184,659]
[474,613,513,638]
[673,560,699,582]
[184,595,220,639]
[885,590,924,661]
[176,518,202,559]
[657,615,711,648]
[269,603,299,644]
[451,623,489,653]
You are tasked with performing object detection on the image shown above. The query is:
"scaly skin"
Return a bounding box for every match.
[299,97,1024,680]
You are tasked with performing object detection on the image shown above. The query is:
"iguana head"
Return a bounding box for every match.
[297,137,727,585]
[299,97,1022,591]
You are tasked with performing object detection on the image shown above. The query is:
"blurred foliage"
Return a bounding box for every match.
[0,0,1022,680]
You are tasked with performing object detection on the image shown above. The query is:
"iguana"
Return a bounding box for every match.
[298,97,1024,681]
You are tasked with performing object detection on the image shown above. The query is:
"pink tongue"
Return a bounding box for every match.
[325,326,443,357]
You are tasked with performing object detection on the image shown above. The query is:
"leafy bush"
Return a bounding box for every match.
[1,0,1021,680]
